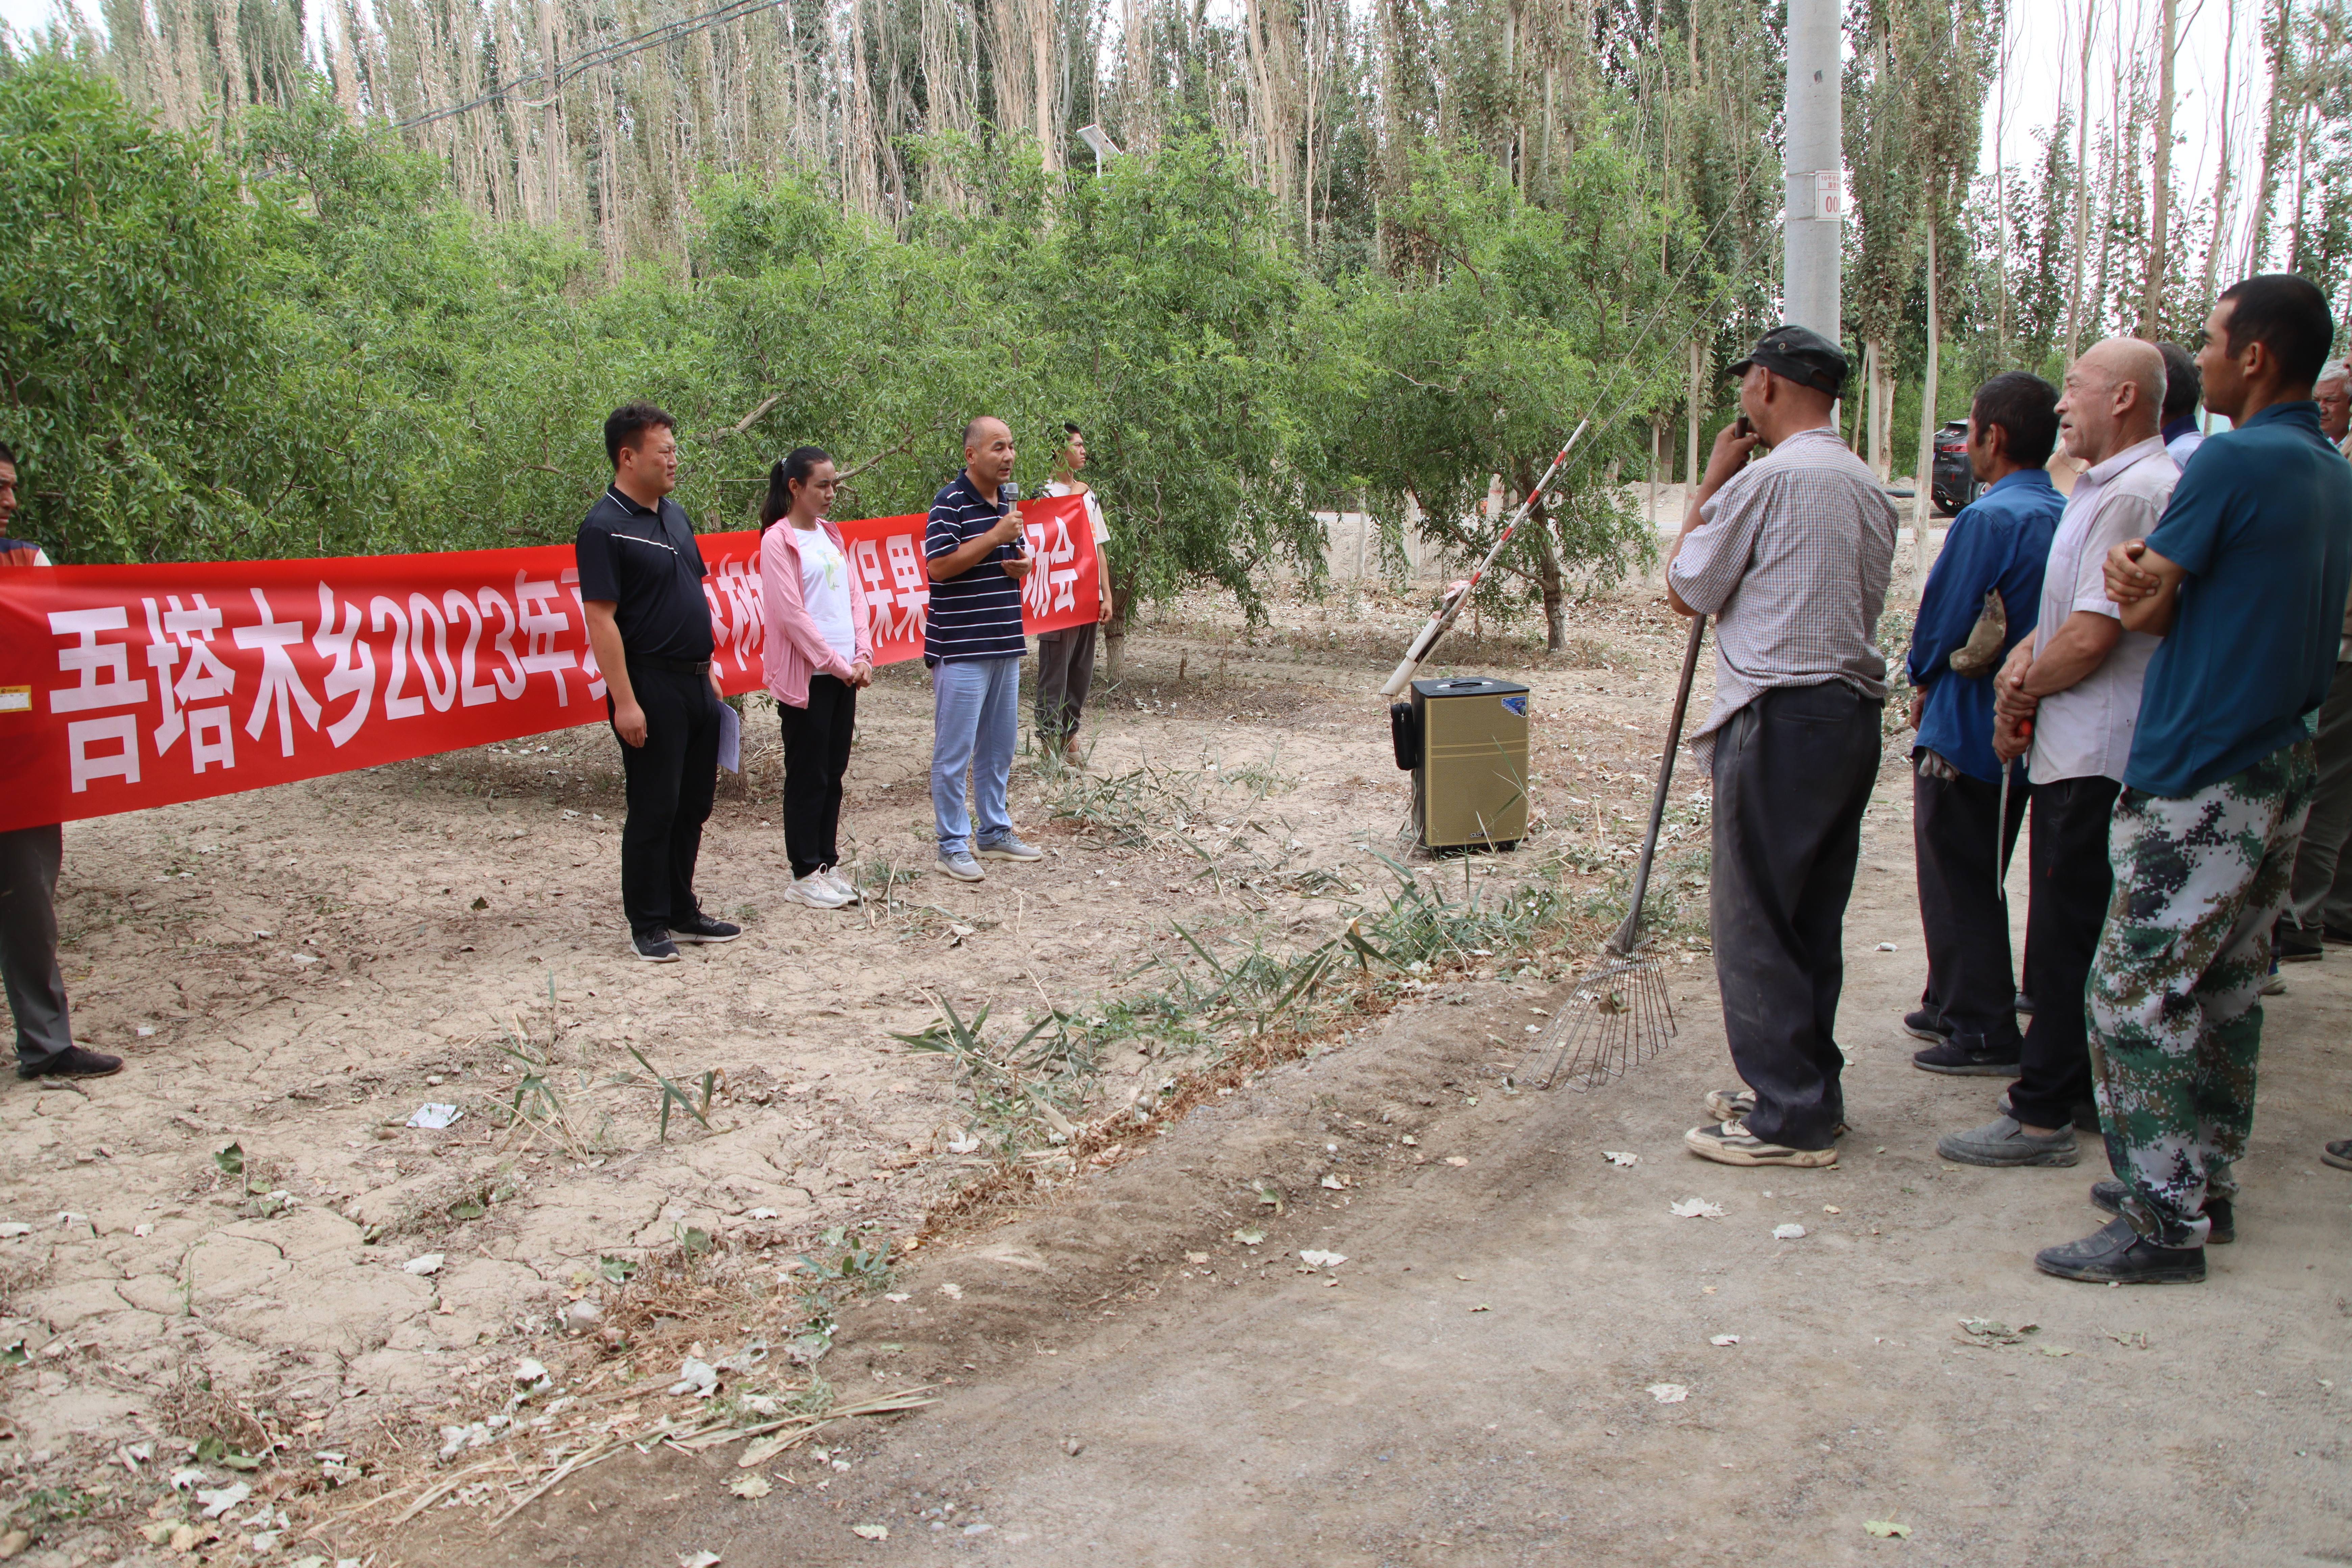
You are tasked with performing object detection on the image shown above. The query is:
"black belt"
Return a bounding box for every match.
[629,654,713,676]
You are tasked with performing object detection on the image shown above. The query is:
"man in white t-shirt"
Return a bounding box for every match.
[1939,339,2175,1168]
[1035,422,1115,765]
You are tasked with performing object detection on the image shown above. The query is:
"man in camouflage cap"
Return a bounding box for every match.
[2054,275,2352,1283]
[1667,324,1899,1170]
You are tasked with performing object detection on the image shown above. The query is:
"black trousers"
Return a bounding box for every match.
[614,661,720,937]
[2008,774,2122,1131]
[1034,623,1098,744]
[779,674,857,879]
[1709,683,1885,1150]
[0,825,72,1067]
[1912,763,2029,1055]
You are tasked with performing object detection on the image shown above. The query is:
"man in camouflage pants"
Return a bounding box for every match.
[2044,274,2352,1284]
[2083,748,2311,1254]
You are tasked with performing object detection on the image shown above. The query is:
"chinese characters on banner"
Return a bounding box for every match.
[0,497,1096,834]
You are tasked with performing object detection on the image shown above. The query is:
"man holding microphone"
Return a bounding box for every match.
[926,416,1044,881]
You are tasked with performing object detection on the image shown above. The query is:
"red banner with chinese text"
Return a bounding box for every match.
[0,497,1097,833]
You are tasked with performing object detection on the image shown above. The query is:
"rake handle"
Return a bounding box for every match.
[1610,613,1708,955]
[1378,420,1591,700]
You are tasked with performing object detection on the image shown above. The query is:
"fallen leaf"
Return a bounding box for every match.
[196,1482,249,1519]
[1318,1174,1348,1190]
[851,1524,889,1541]
[1602,1151,1639,1167]
[1874,942,1897,952]
[1669,1198,1724,1219]
[1231,1228,1264,1246]
[401,1253,444,1276]
[1956,1318,2039,1346]
[1772,1224,1807,1241]
[883,1292,910,1303]
[1299,1250,1347,1269]
[1469,1304,1490,1313]
[939,1282,963,1300]
[1822,1205,1842,1215]
[1710,1334,1740,1347]
[2039,1345,2075,1357]
[668,1358,720,1398]
[729,1475,772,1500]
[1444,1156,1469,1167]
[1863,1521,1910,1539]
[1645,1383,1688,1404]
[739,1434,795,1469]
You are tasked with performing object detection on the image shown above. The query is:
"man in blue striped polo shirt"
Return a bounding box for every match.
[926,416,1044,880]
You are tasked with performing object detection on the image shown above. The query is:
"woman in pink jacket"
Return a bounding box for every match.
[761,447,873,910]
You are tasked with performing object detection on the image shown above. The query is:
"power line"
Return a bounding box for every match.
[395,0,798,130]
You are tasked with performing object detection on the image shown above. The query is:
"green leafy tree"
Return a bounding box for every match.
[0,59,271,560]
[1325,142,1700,650]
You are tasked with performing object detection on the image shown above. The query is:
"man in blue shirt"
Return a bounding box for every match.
[925,417,1044,881]
[1902,373,2063,1077]
[2159,341,2205,469]
[2042,274,2352,1285]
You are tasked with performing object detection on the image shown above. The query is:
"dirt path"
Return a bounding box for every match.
[405,760,2352,1567]
[2,575,1715,1561]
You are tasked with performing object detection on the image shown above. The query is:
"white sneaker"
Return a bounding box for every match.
[822,866,862,904]
[783,872,851,909]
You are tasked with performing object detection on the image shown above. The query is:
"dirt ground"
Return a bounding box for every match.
[5,547,2349,1566]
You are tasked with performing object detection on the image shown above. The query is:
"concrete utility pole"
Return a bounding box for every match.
[1783,0,1843,337]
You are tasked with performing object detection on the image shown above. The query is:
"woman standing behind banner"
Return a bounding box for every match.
[761,447,873,910]
[1035,421,1115,766]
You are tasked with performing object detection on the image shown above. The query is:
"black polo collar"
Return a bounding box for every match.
[604,483,674,518]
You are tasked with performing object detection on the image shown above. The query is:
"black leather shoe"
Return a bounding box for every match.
[2276,922,2325,962]
[1902,1006,1952,1044]
[2035,1216,2205,1283]
[16,1045,124,1080]
[670,914,741,944]
[1912,1037,2020,1076]
[2091,1179,2232,1244]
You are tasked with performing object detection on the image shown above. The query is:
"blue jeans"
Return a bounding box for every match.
[931,656,1021,855]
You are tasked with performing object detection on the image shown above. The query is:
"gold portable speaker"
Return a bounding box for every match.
[1389,676,1530,851]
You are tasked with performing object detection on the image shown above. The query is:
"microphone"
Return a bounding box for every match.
[999,481,1025,555]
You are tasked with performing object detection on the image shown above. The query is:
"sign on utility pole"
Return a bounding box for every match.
[1783,0,1843,339]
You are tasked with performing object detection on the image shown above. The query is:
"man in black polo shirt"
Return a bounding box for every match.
[925,416,1043,881]
[577,403,741,961]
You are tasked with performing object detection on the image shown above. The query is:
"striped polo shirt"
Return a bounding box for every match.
[923,471,1028,664]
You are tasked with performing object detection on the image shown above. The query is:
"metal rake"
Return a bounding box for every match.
[1536,614,1706,1091]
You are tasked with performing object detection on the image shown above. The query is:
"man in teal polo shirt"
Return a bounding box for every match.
[2038,274,2352,1284]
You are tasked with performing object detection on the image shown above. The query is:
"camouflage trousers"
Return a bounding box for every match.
[2087,740,2314,1247]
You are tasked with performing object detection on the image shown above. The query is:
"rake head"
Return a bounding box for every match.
[1533,939,1677,1091]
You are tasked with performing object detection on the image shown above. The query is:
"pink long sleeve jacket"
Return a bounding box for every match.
[760,519,873,708]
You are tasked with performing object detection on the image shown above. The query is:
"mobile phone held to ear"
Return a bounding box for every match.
[1734,415,1755,440]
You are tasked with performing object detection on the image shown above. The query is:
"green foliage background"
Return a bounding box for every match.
[0,58,1716,639]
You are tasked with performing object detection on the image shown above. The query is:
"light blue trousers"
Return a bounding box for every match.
[930,655,1021,855]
